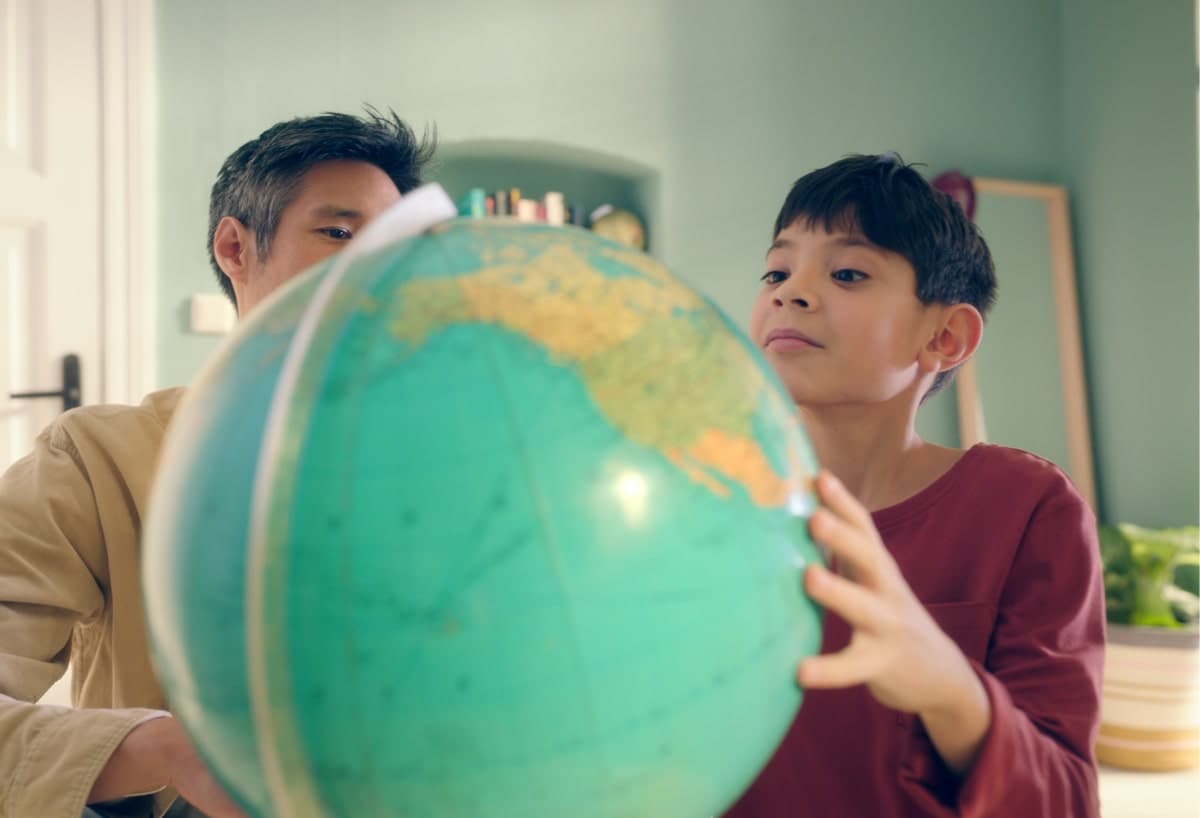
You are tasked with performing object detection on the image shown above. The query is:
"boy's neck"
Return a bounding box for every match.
[798,399,962,513]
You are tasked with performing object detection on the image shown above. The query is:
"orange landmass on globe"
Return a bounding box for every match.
[670,428,791,507]
[386,230,807,507]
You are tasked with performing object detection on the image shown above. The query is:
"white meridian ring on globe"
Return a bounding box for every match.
[243,184,458,818]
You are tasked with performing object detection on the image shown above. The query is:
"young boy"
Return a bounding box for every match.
[724,155,1105,817]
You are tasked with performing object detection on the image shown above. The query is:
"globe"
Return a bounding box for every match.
[143,216,823,818]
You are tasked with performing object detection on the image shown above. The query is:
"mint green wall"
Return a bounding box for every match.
[156,0,1061,384]
[1061,0,1198,527]
[156,0,1198,526]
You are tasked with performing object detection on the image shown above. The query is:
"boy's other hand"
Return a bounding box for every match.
[796,470,991,773]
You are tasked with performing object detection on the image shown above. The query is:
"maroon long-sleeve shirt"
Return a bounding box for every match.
[725,444,1105,817]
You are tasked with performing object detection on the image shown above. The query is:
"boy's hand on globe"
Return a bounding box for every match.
[796,471,991,773]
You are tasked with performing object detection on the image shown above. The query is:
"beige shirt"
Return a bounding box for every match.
[0,388,185,818]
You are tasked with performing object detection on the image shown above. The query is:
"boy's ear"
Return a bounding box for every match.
[923,303,984,373]
[212,216,255,297]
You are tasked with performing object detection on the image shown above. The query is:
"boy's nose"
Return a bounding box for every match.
[772,274,816,309]
[774,295,811,308]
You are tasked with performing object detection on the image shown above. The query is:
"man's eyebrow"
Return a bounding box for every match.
[309,204,364,219]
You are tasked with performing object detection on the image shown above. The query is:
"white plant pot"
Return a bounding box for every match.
[1097,624,1200,771]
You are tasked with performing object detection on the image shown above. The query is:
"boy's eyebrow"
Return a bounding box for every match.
[309,204,364,220]
[765,235,882,258]
[766,238,793,258]
[832,235,877,249]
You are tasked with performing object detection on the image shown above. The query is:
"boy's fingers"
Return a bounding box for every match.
[804,564,888,631]
[816,471,875,532]
[808,508,884,586]
[796,645,876,689]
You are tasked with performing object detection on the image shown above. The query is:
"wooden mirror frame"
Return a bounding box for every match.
[955,178,1098,509]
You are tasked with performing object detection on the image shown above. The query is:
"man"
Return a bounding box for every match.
[0,109,434,818]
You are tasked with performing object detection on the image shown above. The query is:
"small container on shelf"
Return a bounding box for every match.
[515,199,539,223]
[457,188,487,218]
[544,192,565,226]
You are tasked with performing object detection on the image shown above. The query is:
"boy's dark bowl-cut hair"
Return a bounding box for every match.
[774,153,997,397]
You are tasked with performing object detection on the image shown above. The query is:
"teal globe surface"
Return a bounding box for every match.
[143,218,823,818]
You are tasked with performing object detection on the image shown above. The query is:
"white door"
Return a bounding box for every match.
[0,0,105,705]
[0,0,103,465]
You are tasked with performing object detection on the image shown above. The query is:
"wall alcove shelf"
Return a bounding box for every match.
[430,139,660,251]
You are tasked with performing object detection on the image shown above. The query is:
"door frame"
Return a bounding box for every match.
[98,0,157,404]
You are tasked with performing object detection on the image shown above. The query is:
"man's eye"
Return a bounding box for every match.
[761,270,788,285]
[831,268,867,283]
[319,227,353,240]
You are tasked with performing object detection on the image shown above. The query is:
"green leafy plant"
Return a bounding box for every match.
[1100,524,1199,628]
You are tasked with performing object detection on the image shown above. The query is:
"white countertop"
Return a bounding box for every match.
[1100,765,1200,818]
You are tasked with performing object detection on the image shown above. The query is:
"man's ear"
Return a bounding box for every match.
[212,216,255,297]
[922,303,983,374]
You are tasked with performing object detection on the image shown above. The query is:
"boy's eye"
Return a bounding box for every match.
[318,227,353,240]
[761,270,788,285]
[831,268,867,284]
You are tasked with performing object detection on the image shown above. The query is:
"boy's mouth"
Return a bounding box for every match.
[764,328,824,350]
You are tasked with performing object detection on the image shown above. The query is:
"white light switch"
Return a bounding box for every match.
[189,293,236,334]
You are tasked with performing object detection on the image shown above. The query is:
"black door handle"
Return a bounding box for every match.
[10,354,82,412]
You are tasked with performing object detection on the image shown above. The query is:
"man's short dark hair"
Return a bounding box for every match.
[207,107,435,307]
[773,153,997,397]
